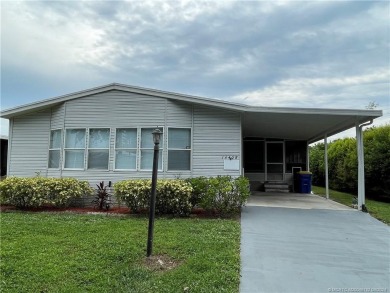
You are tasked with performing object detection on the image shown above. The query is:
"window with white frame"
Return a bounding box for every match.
[168,128,191,170]
[48,129,62,168]
[115,128,137,170]
[140,128,163,170]
[88,128,110,170]
[64,129,86,169]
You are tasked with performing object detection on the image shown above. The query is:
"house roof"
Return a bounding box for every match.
[0,83,382,143]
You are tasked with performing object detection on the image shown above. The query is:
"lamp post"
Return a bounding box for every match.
[146,128,161,257]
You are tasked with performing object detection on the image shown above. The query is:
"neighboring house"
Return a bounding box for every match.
[0,135,8,177]
[0,83,382,200]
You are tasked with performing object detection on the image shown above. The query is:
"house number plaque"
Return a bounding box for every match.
[222,155,240,170]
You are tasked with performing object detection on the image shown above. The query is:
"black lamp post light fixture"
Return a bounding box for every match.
[146,128,162,257]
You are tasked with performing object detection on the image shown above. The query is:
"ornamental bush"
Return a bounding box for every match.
[115,176,250,216]
[45,178,94,207]
[186,176,250,215]
[114,179,150,213]
[114,179,193,216]
[0,177,94,208]
[155,180,193,216]
[185,176,209,206]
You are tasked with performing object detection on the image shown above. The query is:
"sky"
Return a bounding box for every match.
[1,0,389,139]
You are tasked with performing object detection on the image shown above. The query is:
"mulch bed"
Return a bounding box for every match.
[0,205,130,214]
[0,205,239,219]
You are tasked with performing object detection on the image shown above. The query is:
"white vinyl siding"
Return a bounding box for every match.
[50,105,65,129]
[8,110,51,177]
[8,90,242,184]
[64,91,165,129]
[140,128,163,170]
[192,105,241,177]
[168,128,191,171]
[88,128,110,170]
[48,129,62,169]
[115,128,137,170]
[64,129,86,169]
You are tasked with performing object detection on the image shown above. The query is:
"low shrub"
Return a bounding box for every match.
[155,180,193,216]
[0,177,94,208]
[185,176,209,206]
[188,176,250,215]
[114,179,150,213]
[114,179,193,216]
[92,181,111,210]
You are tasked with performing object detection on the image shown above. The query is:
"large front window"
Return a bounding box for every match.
[59,126,187,171]
[115,128,137,170]
[168,128,191,171]
[64,129,86,169]
[140,128,163,170]
[88,129,110,170]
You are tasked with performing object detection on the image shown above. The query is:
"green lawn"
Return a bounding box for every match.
[312,186,390,225]
[0,212,240,293]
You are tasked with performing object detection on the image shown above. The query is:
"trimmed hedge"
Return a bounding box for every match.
[310,124,390,200]
[114,179,193,216]
[0,176,251,215]
[0,177,94,208]
[186,176,250,215]
[115,176,250,216]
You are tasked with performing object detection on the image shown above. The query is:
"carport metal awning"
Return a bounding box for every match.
[241,107,382,143]
[241,106,382,212]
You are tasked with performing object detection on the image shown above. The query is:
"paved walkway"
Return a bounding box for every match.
[240,194,390,293]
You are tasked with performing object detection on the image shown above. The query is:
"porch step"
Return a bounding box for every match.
[265,188,290,193]
[264,182,290,193]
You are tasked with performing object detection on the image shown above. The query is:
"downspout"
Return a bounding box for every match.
[324,134,329,200]
[356,119,373,211]
[7,118,13,176]
[306,142,310,172]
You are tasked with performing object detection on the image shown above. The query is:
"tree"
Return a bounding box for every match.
[365,101,378,109]
[364,125,390,199]
[309,143,325,186]
[309,124,390,201]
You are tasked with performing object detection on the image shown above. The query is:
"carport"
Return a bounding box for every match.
[241,107,382,211]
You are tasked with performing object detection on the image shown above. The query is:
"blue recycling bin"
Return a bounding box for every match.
[299,172,312,193]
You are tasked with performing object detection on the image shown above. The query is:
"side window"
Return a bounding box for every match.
[168,128,191,171]
[64,129,86,169]
[48,129,62,168]
[115,128,137,170]
[140,128,163,170]
[88,129,110,170]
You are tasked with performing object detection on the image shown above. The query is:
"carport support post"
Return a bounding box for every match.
[324,134,329,199]
[356,124,365,211]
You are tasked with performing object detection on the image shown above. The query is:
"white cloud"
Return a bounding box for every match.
[230,69,390,109]
[1,0,388,137]
[1,1,117,75]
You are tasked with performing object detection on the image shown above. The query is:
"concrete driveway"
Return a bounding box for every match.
[240,193,390,293]
[247,192,352,210]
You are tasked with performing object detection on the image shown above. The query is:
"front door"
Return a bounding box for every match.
[266,141,284,181]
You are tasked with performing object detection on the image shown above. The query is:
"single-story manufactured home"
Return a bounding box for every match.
[0,83,382,210]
